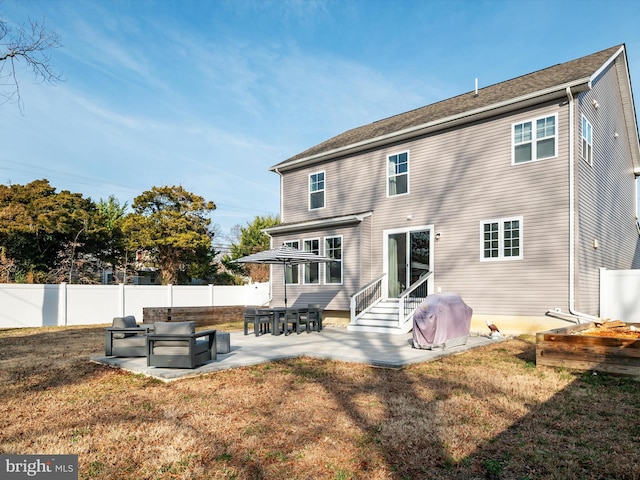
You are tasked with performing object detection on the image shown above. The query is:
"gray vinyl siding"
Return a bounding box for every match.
[405,103,570,315]
[575,60,640,315]
[279,100,573,315]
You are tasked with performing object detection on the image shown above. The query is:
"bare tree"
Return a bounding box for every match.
[0,15,63,111]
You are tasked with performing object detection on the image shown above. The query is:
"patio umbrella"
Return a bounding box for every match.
[232,244,333,307]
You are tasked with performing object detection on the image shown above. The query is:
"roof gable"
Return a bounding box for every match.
[273,45,634,172]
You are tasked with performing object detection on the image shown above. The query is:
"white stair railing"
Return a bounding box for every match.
[397,272,433,330]
[350,274,386,323]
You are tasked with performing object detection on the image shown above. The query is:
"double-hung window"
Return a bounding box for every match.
[284,240,299,285]
[303,239,320,284]
[480,216,523,261]
[324,236,342,284]
[513,114,557,164]
[582,115,593,166]
[309,172,325,210]
[388,151,409,196]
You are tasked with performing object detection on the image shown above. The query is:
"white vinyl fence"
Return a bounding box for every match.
[0,283,270,329]
[599,268,640,323]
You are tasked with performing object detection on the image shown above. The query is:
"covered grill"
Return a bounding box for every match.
[412,293,472,349]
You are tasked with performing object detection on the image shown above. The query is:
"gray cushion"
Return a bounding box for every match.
[113,335,146,348]
[112,315,138,338]
[154,321,195,335]
[152,339,209,356]
[153,322,195,347]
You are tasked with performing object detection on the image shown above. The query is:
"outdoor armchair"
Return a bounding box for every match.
[146,321,216,369]
[105,315,152,357]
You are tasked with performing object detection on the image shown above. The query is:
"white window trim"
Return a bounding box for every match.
[582,115,593,167]
[302,237,321,285]
[479,216,524,262]
[387,150,410,197]
[308,171,326,211]
[324,235,343,285]
[511,113,558,165]
[284,240,300,285]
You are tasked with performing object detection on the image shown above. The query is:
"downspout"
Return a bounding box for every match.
[636,173,640,235]
[273,167,284,228]
[565,87,599,323]
[266,168,285,304]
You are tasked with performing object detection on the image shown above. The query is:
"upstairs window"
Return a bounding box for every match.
[582,115,593,166]
[480,216,523,261]
[513,114,556,164]
[309,172,325,210]
[303,239,320,284]
[388,151,409,196]
[284,240,299,285]
[324,236,342,284]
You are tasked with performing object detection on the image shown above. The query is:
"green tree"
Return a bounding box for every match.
[122,185,216,285]
[224,214,280,283]
[94,195,129,283]
[0,179,96,282]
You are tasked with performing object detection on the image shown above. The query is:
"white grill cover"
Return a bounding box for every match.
[412,293,472,349]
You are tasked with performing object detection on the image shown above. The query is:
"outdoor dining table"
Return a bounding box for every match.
[258,307,308,335]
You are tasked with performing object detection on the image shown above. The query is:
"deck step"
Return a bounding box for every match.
[348,300,413,335]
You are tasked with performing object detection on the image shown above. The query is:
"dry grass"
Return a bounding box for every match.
[1,324,640,480]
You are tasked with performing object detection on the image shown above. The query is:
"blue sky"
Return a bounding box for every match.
[2,0,640,246]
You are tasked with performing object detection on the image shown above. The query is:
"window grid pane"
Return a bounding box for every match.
[325,237,342,284]
[514,122,532,143]
[483,223,499,258]
[388,152,409,195]
[482,218,522,261]
[284,241,299,284]
[310,172,324,192]
[309,172,325,209]
[503,220,520,257]
[514,122,532,162]
[304,239,319,284]
[536,117,555,138]
[514,116,556,163]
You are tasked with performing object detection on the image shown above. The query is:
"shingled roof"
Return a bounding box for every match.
[272,45,626,171]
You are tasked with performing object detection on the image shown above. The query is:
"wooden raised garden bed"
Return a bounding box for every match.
[536,321,640,377]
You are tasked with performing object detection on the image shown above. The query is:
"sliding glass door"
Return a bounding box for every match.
[387,228,431,298]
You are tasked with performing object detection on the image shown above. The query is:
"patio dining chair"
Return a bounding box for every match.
[306,304,323,332]
[280,308,305,335]
[244,307,272,336]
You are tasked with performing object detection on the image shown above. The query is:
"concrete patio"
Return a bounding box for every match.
[91,327,503,381]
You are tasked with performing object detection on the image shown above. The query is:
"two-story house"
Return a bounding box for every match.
[264,44,640,335]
